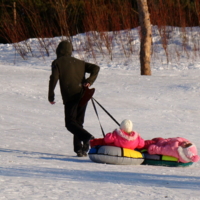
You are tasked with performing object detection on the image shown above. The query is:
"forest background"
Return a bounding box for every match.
[0,0,199,62]
[0,0,199,43]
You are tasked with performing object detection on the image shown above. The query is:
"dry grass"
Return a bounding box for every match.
[0,0,199,62]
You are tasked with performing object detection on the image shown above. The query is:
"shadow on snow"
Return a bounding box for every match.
[0,148,200,190]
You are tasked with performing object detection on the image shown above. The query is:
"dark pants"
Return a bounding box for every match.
[64,100,92,153]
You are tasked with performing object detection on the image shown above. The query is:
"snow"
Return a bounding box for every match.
[0,26,200,200]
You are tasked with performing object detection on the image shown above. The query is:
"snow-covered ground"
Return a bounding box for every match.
[0,27,200,200]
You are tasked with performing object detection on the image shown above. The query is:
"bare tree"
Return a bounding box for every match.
[137,0,152,75]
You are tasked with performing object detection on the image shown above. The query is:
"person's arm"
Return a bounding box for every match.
[48,62,59,104]
[84,62,100,86]
[148,144,163,155]
[104,132,115,144]
[83,82,91,87]
[136,136,145,149]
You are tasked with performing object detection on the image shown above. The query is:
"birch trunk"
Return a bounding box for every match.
[137,0,152,75]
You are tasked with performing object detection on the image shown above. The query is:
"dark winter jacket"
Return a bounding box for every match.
[48,41,100,104]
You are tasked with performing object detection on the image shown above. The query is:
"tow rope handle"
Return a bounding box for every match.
[91,97,120,137]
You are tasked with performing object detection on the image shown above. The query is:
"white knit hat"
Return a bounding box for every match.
[120,119,133,133]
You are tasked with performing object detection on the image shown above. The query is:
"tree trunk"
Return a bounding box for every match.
[13,2,17,26]
[137,0,152,75]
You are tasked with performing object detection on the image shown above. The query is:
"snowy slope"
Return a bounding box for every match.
[0,27,200,200]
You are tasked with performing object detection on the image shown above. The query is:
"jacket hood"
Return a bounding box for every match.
[56,41,72,58]
[115,129,138,141]
[177,145,200,163]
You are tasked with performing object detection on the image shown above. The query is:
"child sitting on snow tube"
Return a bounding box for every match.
[144,137,199,163]
[103,119,145,150]
[90,119,145,150]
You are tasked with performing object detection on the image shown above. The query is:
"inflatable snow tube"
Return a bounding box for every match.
[88,145,144,165]
[142,151,193,167]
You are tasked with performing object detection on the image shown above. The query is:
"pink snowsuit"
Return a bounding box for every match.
[104,129,145,150]
[147,137,199,163]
